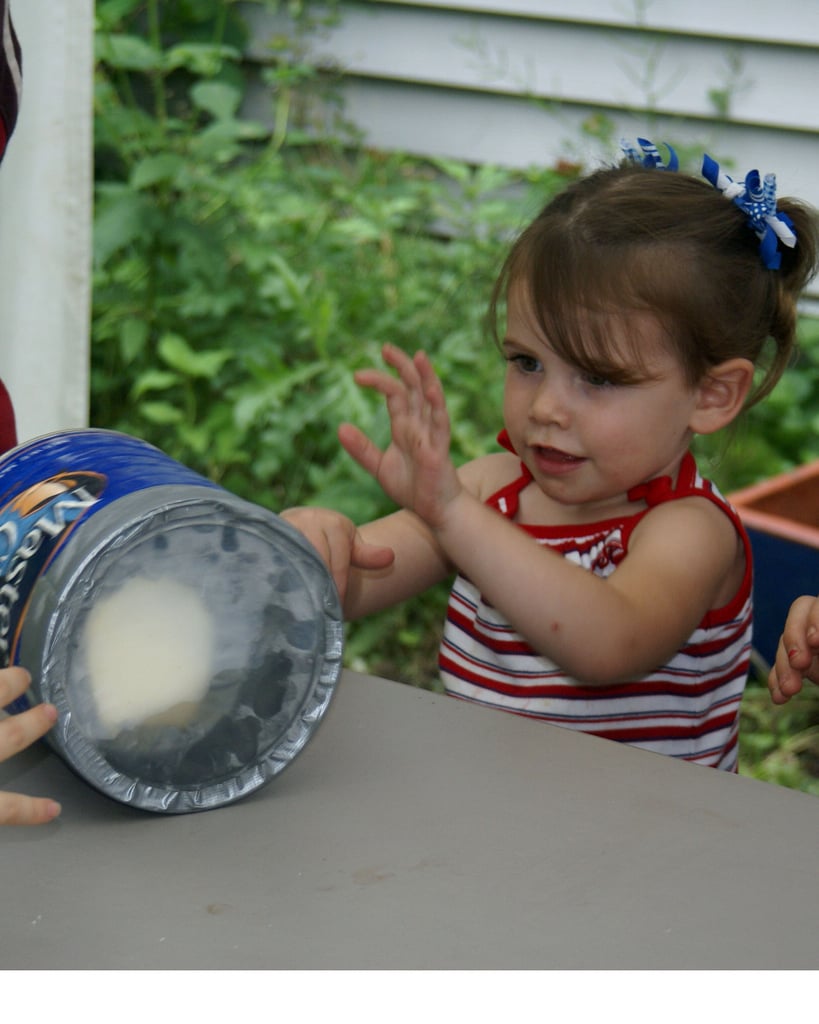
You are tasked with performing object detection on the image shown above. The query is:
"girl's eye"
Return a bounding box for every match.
[507,353,541,374]
[582,372,616,389]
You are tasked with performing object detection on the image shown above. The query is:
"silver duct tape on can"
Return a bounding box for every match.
[0,429,343,813]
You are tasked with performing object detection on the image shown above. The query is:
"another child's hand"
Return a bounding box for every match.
[768,595,819,704]
[281,506,394,601]
[0,667,61,826]
[339,344,462,529]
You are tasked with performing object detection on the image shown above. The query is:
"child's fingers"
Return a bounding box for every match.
[338,422,385,478]
[329,533,393,602]
[353,366,406,401]
[768,662,802,705]
[0,668,60,826]
[0,701,58,763]
[780,595,819,668]
[0,665,32,706]
[353,365,418,427]
[381,342,418,380]
[384,344,446,417]
[803,595,819,637]
[0,791,61,827]
[355,346,441,426]
[413,350,450,437]
[350,532,395,572]
[767,627,819,704]
[282,507,337,571]
[379,344,428,417]
[358,343,417,386]
[314,518,354,600]
[413,349,441,394]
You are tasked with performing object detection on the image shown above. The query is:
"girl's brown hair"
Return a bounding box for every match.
[489,161,819,404]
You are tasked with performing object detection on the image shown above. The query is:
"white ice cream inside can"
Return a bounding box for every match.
[83,576,214,739]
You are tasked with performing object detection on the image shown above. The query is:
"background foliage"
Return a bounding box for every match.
[92,0,819,790]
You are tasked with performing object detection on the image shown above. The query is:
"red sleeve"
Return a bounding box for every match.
[0,376,17,452]
[0,0,21,164]
[0,1,22,452]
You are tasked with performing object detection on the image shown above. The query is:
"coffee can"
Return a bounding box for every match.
[0,429,343,813]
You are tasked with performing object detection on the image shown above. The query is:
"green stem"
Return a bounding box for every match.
[146,0,167,125]
[213,2,228,47]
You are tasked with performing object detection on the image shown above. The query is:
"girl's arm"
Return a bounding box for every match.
[430,487,740,683]
[344,510,455,618]
[340,343,743,685]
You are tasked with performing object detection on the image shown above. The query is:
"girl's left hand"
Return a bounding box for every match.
[338,344,462,529]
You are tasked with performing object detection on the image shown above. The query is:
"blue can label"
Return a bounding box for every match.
[0,472,107,669]
[0,430,220,698]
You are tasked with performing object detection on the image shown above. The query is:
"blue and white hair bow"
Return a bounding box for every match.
[701,154,797,270]
[621,137,679,172]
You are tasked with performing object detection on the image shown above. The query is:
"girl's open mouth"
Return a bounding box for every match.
[532,446,586,475]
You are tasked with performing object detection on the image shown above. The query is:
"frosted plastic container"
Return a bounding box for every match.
[0,429,343,813]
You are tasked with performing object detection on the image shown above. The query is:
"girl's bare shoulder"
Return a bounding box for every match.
[633,492,740,547]
[457,451,522,502]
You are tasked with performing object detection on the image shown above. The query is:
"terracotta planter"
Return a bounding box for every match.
[729,459,819,668]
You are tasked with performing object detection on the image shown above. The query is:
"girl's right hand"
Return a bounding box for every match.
[281,507,395,602]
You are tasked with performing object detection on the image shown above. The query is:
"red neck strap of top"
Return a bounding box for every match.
[497,429,694,507]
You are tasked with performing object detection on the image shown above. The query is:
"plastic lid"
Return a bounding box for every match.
[38,496,343,813]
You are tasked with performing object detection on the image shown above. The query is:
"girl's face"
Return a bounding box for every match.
[502,291,704,520]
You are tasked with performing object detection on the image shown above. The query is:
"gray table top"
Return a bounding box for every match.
[2,669,818,969]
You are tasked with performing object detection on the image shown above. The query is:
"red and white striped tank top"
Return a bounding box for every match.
[439,442,753,770]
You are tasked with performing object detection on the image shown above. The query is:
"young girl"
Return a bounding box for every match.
[283,142,818,771]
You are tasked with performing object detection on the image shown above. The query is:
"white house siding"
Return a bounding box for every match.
[240,0,819,300]
[0,1,94,440]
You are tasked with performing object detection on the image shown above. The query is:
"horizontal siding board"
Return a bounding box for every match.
[374,0,819,48]
[242,74,819,222]
[239,1,819,298]
[244,6,819,132]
